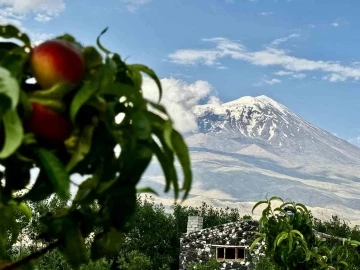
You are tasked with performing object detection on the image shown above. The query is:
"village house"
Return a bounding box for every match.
[179,216,260,270]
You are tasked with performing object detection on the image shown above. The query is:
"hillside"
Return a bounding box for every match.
[140,95,360,223]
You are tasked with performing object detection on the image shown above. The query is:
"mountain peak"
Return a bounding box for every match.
[221,95,288,115]
[193,95,360,160]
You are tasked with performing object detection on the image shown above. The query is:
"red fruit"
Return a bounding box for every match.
[27,102,72,143]
[30,39,85,89]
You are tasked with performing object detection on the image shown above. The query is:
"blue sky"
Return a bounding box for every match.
[2,0,360,145]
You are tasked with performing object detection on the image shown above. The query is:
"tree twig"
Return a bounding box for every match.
[1,240,60,270]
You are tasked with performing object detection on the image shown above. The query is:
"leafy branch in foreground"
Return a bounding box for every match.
[0,24,192,269]
[250,197,360,270]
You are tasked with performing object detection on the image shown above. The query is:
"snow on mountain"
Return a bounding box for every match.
[192,95,360,165]
[140,95,360,223]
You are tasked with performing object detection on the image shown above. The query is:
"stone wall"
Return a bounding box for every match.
[187,216,204,233]
[179,220,259,270]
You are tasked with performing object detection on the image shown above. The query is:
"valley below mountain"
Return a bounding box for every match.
[140,95,360,225]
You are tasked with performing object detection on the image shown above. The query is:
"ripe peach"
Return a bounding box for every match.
[26,102,73,143]
[30,39,85,89]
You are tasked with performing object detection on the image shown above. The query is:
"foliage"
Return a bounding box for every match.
[312,216,360,269]
[0,24,192,269]
[112,196,242,269]
[250,196,360,270]
[4,193,243,269]
[251,255,276,270]
[117,250,152,270]
[173,201,241,237]
[188,257,219,270]
[113,196,179,269]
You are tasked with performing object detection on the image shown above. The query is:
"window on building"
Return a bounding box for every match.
[217,248,224,259]
[225,248,235,259]
[215,246,246,262]
[237,248,245,259]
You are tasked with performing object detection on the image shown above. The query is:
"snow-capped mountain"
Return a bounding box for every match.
[192,95,360,165]
[141,95,360,223]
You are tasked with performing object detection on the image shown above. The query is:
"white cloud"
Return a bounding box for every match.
[274,70,306,79]
[253,78,281,87]
[270,33,300,47]
[259,11,273,16]
[0,0,65,21]
[331,22,339,27]
[268,78,281,84]
[274,70,294,76]
[120,0,152,12]
[266,78,281,84]
[31,32,54,45]
[142,77,215,133]
[168,48,221,66]
[34,13,52,22]
[208,95,222,105]
[292,73,306,79]
[0,7,23,27]
[0,5,55,45]
[168,37,360,83]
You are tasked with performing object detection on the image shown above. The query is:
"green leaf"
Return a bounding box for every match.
[70,60,116,122]
[73,176,99,204]
[252,200,268,214]
[0,66,20,110]
[0,109,23,159]
[100,58,117,89]
[150,139,178,196]
[339,261,348,267]
[171,130,192,200]
[274,231,288,250]
[0,95,11,118]
[96,27,112,55]
[148,101,168,115]
[288,232,293,253]
[277,233,289,247]
[132,110,151,140]
[127,65,143,91]
[0,204,17,257]
[273,207,288,216]
[101,82,143,107]
[290,229,304,239]
[163,120,174,150]
[55,34,83,49]
[35,148,70,200]
[66,124,95,172]
[250,236,264,253]
[91,228,124,260]
[9,201,32,219]
[28,82,74,100]
[1,49,29,79]
[70,79,99,123]
[62,227,88,269]
[0,41,19,51]
[22,170,54,202]
[269,196,284,204]
[136,187,159,195]
[0,24,31,46]
[128,64,163,102]
[295,203,309,213]
[82,46,103,70]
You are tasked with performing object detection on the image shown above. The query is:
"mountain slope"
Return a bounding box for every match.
[140,95,360,222]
